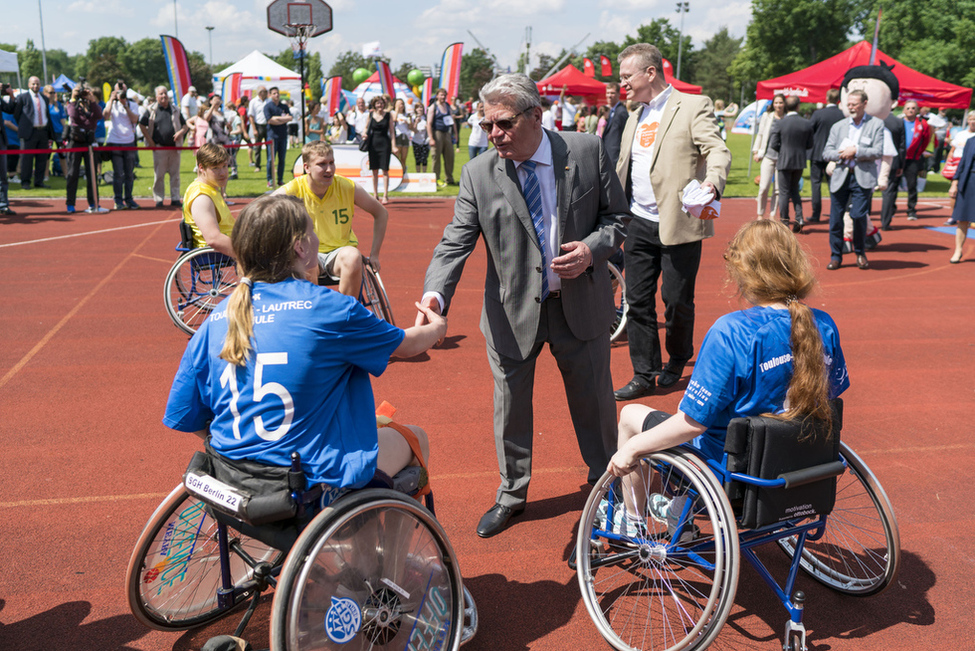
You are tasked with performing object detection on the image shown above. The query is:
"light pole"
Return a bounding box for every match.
[38,0,49,82]
[675,2,689,80]
[205,26,214,67]
[173,0,178,38]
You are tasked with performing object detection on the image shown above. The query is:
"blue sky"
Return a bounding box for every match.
[5,0,752,77]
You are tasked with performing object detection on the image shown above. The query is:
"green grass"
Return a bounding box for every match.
[6,130,947,202]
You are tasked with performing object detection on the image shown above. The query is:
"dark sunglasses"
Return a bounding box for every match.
[479,108,532,132]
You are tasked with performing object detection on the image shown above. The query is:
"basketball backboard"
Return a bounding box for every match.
[267,0,332,37]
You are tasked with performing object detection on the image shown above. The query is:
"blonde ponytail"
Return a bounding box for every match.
[219,277,254,366]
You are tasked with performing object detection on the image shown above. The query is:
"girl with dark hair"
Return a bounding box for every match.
[163,194,447,488]
[607,220,849,496]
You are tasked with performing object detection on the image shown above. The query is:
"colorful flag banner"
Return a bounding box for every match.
[222,73,243,105]
[869,8,883,65]
[376,60,396,99]
[438,42,463,100]
[160,35,193,103]
[600,55,612,77]
[422,77,434,107]
[321,76,343,117]
[583,58,595,77]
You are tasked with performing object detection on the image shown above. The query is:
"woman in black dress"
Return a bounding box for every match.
[948,135,975,263]
[366,95,395,204]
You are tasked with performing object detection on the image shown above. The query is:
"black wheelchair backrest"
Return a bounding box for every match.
[179,220,195,250]
[724,399,843,529]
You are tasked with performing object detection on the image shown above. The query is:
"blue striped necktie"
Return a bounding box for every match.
[520,160,549,301]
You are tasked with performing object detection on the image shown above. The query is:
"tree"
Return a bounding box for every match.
[327,50,376,90]
[693,27,743,102]
[459,48,495,99]
[270,48,322,102]
[83,36,129,89]
[531,53,559,81]
[730,0,866,86]
[394,61,418,85]
[120,38,167,96]
[19,40,44,81]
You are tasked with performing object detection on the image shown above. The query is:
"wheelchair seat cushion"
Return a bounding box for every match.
[724,400,843,529]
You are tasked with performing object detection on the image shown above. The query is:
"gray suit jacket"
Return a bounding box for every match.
[822,114,885,193]
[423,130,628,360]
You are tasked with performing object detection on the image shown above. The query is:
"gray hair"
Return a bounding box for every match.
[479,73,540,113]
[154,85,169,95]
[849,89,869,104]
[618,43,663,73]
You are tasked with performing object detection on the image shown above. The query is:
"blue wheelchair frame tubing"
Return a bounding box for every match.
[592,444,852,629]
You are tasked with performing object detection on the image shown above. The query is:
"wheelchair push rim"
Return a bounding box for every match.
[576,450,739,651]
[270,488,466,651]
[125,485,282,631]
[164,247,239,336]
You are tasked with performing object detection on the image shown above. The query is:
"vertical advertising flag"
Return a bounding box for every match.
[160,35,193,103]
[583,58,595,77]
[321,76,343,117]
[600,55,612,77]
[438,42,463,100]
[376,60,396,99]
[222,73,243,105]
[869,8,883,65]
[421,77,434,107]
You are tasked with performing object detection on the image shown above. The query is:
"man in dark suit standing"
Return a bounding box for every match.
[770,95,814,232]
[602,82,628,166]
[880,111,906,230]
[808,88,844,223]
[13,76,51,190]
[418,73,627,538]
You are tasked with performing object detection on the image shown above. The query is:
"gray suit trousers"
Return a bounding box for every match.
[485,296,616,507]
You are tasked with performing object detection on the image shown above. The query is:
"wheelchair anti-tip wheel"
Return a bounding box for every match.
[576,449,740,651]
[269,488,465,651]
[125,485,282,630]
[164,247,239,335]
[608,261,627,344]
[777,441,900,596]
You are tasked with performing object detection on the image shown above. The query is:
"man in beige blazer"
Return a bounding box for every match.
[613,43,731,401]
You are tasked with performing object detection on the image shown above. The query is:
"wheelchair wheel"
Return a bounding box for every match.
[359,263,394,325]
[164,247,239,336]
[777,442,900,596]
[125,485,282,630]
[270,489,464,651]
[577,449,739,651]
[608,261,627,344]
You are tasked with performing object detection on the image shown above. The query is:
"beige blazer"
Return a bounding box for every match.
[616,90,732,246]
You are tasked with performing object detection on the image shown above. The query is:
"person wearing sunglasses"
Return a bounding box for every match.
[416,73,628,538]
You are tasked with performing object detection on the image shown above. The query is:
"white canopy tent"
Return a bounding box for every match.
[0,49,22,89]
[212,50,302,98]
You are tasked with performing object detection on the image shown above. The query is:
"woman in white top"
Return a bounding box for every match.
[752,94,785,219]
[392,98,411,169]
[328,110,348,143]
[410,103,430,173]
[466,101,488,159]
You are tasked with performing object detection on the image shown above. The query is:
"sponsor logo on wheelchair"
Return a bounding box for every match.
[145,501,209,590]
[184,472,244,515]
[325,596,362,644]
[782,502,817,519]
[409,585,450,651]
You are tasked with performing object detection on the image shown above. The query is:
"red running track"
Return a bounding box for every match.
[0,195,972,650]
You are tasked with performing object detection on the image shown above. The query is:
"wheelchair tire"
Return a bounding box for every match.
[164,247,239,336]
[608,261,627,344]
[269,488,465,651]
[577,449,739,651]
[777,442,900,596]
[125,485,282,631]
[360,263,394,325]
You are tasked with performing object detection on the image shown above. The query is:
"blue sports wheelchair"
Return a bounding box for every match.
[574,400,899,651]
[126,434,477,650]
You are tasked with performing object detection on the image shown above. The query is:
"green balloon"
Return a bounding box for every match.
[352,68,371,85]
[407,69,425,87]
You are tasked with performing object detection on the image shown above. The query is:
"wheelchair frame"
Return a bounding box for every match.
[575,440,899,651]
[126,453,477,650]
[608,260,627,344]
[318,256,395,325]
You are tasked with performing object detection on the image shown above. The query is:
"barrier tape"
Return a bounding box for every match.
[0,140,272,156]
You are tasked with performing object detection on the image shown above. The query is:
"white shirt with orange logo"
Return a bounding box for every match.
[629,85,673,222]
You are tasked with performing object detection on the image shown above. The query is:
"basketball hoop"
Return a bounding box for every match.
[267,0,332,38]
[287,23,316,55]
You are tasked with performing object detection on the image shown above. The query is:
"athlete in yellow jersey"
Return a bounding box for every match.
[182,143,235,257]
[274,140,388,295]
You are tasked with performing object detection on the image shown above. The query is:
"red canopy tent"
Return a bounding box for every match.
[661,58,702,95]
[536,64,609,100]
[757,41,972,109]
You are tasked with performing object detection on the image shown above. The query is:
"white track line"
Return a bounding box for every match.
[0,217,179,248]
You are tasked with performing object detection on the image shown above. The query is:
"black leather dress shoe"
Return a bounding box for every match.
[791,218,804,234]
[856,254,869,270]
[657,363,686,388]
[826,259,841,270]
[614,377,655,401]
[0,208,15,216]
[476,503,525,538]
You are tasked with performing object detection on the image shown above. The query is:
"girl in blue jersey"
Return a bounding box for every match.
[608,219,849,479]
[164,194,447,488]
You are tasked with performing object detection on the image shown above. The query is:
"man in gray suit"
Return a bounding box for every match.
[822,89,885,270]
[417,73,627,538]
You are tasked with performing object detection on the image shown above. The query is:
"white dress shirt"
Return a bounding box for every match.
[514,132,560,292]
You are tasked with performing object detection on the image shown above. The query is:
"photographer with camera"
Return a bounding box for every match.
[13,76,51,191]
[104,79,141,210]
[0,82,16,215]
[65,81,104,214]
